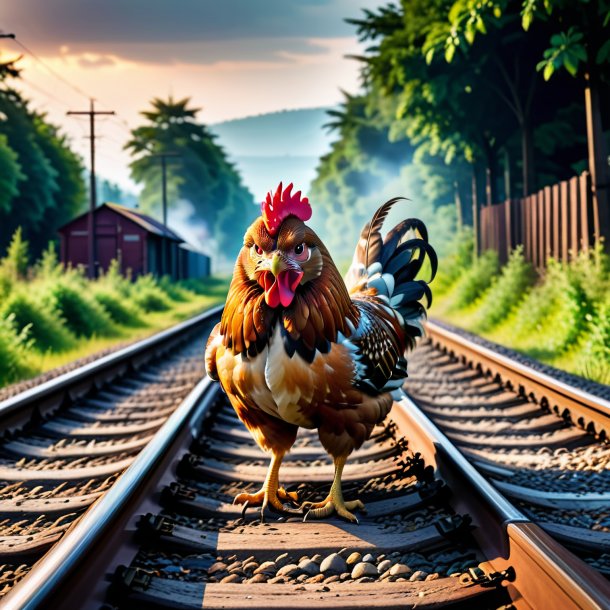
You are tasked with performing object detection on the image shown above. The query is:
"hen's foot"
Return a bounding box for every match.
[234,486,299,520]
[301,495,365,524]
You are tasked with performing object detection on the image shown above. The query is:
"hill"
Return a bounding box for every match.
[211,107,334,200]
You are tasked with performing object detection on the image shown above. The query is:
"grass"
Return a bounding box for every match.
[0,231,230,388]
[431,233,610,385]
[30,285,227,373]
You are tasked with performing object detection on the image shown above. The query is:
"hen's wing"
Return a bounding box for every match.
[205,322,222,381]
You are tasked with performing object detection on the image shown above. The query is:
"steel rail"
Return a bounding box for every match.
[425,319,610,438]
[1,376,220,610]
[393,393,610,610]
[0,304,224,431]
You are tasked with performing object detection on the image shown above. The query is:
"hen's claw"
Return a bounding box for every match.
[233,486,300,521]
[302,497,365,524]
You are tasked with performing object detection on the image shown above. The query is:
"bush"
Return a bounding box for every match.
[97,259,133,298]
[451,250,499,309]
[433,228,474,295]
[131,275,171,312]
[1,291,76,351]
[473,247,535,331]
[158,275,191,302]
[578,297,610,384]
[43,280,115,337]
[93,289,144,327]
[0,314,33,385]
[35,242,64,280]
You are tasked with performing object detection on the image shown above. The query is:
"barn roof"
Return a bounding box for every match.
[105,203,184,241]
[59,203,185,242]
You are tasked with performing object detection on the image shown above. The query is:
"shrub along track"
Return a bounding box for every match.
[408,320,610,577]
[2,317,608,608]
[0,306,223,598]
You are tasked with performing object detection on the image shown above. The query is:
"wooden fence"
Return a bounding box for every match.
[479,172,597,269]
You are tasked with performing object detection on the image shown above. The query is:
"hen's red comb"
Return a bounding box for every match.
[261,182,312,235]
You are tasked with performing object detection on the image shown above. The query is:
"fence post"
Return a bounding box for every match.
[546,185,554,263]
[569,176,580,260]
[560,180,569,263]
[580,172,592,252]
[552,183,560,260]
[530,194,537,269]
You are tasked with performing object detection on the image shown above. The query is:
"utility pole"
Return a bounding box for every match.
[584,71,610,255]
[149,152,180,276]
[67,99,115,278]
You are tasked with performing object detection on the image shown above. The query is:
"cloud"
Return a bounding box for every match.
[3,0,381,63]
[76,54,117,68]
[62,37,330,66]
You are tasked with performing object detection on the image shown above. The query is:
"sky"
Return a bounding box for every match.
[0,0,382,193]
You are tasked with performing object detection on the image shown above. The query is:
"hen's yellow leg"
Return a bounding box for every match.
[233,451,299,519]
[302,455,365,524]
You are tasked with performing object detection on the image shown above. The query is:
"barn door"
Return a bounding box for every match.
[98,236,117,273]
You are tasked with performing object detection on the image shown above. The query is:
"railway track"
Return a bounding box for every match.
[0,310,607,609]
[0,306,222,598]
[408,321,610,577]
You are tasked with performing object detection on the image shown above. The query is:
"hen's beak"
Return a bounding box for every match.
[259,254,303,308]
[270,253,283,277]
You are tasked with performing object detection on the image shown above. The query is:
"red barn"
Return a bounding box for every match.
[58,203,209,280]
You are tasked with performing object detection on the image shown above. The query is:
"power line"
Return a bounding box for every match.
[8,35,136,140]
[12,37,91,100]
[19,75,73,110]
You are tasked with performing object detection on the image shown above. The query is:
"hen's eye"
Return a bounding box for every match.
[254,244,263,255]
[292,243,310,262]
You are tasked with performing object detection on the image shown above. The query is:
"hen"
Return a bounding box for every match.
[205,182,436,522]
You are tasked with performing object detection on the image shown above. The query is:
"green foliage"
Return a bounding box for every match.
[36,242,63,279]
[0,133,23,213]
[1,291,76,351]
[30,113,86,248]
[126,96,255,257]
[0,88,86,256]
[451,250,499,308]
[97,259,133,298]
[435,0,610,80]
[579,296,610,383]
[432,228,475,295]
[131,275,171,312]
[93,289,144,327]
[434,243,609,384]
[537,28,587,80]
[158,276,190,302]
[0,314,32,385]
[472,247,535,331]
[2,227,29,280]
[43,279,115,337]
[0,240,225,389]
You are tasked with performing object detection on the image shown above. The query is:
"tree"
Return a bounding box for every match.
[0,133,23,214]
[2,227,29,280]
[126,96,255,257]
[31,113,86,250]
[435,0,610,243]
[0,89,58,253]
[0,58,86,255]
[353,1,585,200]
